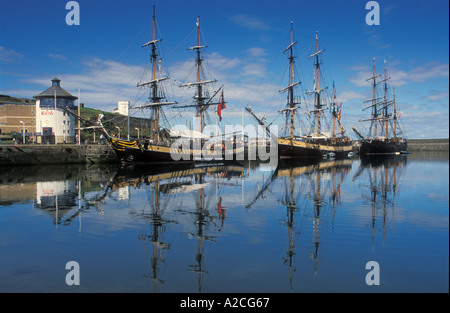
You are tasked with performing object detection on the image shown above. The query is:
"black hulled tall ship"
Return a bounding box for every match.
[353,59,407,155]
[173,16,244,162]
[248,25,352,159]
[100,9,243,164]
[99,7,178,163]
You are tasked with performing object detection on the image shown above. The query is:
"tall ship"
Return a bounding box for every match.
[173,16,244,161]
[247,25,352,159]
[99,8,243,164]
[352,59,407,155]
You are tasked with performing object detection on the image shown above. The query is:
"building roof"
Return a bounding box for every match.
[33,78,78,100]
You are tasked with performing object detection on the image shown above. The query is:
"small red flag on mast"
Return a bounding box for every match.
[217,91,226,122]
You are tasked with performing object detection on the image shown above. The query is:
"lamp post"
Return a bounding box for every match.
[63,122,66,144]
[77,88,81,145]
[19,121,25,144]
[115,126,120,139]
[135,127,139,139]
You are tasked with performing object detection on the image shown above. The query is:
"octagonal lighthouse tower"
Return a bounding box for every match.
[34,78,78,144]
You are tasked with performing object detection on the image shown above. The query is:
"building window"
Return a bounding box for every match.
[38,98,75,110]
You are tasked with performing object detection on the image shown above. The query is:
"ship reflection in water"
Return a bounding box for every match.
[0,152,448,292]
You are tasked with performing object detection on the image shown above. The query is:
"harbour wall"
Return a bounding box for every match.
[0,144,119,166]
[352,139,449,152]
[0,138,447,166]
[407,139,449,151]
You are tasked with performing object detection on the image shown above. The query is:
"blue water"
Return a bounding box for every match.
[0,152,448,293]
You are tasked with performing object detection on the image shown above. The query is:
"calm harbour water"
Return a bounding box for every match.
[0,151,448,293]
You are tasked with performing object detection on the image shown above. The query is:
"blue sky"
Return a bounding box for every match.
[0,0,448,139]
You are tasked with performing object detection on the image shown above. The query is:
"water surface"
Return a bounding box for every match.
[0,152,448,293]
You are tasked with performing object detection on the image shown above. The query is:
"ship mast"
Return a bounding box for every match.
[289,23,295,139]
[332,82,336,139]
[384,60,388,138]
[151,8,158,143]
[379,59,394,140]
[307,31,326,136]
[135,6,176,144]
[393,87,397,140]
[179,17,217,135]
[279,22,301,140]
[373,58,378,137]
[361,58,381,138]
[196,17,205,134]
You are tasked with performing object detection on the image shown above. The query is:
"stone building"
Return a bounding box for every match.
[0,95,36,142]
[34,78,78,144]
[113,100,130,116]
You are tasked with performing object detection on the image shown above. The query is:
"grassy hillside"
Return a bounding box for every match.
[79,107,154,140]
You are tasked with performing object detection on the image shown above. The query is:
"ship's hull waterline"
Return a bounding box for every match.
[359,139,408,155]
[277,138,353,159]
[109,138,245,164]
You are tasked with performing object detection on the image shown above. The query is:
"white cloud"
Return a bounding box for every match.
[242,63,268,77]
[400,109,449,139]
[0,46,24,63]
[230,14,272,31]
[349,61,449,87]
[0,88,41,99]
[408,62,449,82]
[23,58,144,111]
[168,51,278,108]
[48,54,67,60]
[335,91,364,103]
[207,52,241,70]
[427,90,449,101]
[246,47,267,58]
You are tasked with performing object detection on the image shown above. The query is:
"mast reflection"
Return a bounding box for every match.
[279,159,351,282]
[246,158,352,287]
[0,164,118,229]
[356,155,407,249]
[109,162,244,292]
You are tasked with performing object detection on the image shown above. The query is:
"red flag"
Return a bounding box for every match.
[217,91,226,122]
[337,103,342,122]
[217,196,226,221]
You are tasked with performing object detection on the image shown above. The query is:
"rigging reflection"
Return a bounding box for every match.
[0,156,408,291]
[355,155,407,249]
[108,162,244,292]
[0,164,118,228]
[246,158,352,287]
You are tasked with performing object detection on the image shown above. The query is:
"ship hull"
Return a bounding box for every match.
[278,138,353,159]
[109,138,245,164]
[359,139,407,155]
